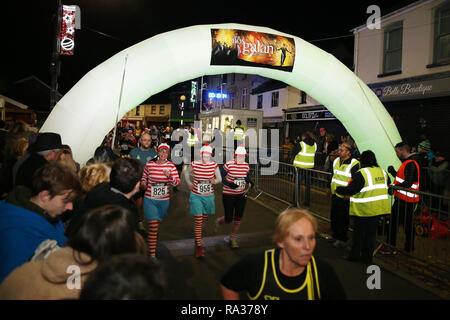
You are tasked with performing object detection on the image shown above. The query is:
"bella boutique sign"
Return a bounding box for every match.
[372,75,450,101]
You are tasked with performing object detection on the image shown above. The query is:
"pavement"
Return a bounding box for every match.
[149,179,442,300]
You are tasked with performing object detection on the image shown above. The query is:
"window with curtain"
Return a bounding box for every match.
[383,21,403,73]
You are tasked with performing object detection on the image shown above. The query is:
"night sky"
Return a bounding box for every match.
[2,0,418,104]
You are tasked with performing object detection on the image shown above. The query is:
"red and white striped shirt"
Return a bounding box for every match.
[222,160,250,195]
[141,160,180,200]
[190,160,218,196]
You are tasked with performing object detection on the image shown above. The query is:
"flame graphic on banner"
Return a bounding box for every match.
[211,29,295,71]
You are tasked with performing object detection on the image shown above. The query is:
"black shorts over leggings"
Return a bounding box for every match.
[222,193,248,223]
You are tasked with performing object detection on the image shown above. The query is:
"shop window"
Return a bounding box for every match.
[383,21,403,74]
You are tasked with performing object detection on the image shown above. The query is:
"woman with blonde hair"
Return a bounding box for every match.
[221,208,346,300]
[78,163,112,193]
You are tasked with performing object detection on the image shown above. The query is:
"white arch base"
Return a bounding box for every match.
[41,23,402,171]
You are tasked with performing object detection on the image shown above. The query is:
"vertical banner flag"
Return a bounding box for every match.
[58,5,77,55]
[210,29,295,72]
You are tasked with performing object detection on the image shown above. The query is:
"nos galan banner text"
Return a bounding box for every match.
[210,29,295,72]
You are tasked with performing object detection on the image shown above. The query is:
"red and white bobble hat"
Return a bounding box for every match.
[157,143,170,152]
[200,143,213,155]
[235,144,246,157]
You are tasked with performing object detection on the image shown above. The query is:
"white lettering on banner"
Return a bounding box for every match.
[233,36,274,57]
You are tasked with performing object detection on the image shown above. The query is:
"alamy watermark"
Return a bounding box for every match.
[366,5,381,30]
[366,265,381,290]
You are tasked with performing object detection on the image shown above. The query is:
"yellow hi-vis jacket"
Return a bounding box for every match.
[349,167,391,217]
[293,141,316,168]
[330,157,360,198]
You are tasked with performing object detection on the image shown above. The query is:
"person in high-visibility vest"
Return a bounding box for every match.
[327,142,360,248]
[233,120,246,150]
[220,208,346,300]
[335,150,391,264]
[293,133,317,169]
[292,133,317,206]
[381,142,421,255]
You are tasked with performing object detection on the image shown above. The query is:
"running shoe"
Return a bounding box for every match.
[230,237,239,249]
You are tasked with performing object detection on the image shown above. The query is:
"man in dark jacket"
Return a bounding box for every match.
[381,142,421,254]
[14,132,63,190]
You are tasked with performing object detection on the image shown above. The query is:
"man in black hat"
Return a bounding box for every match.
[15,132,64,190]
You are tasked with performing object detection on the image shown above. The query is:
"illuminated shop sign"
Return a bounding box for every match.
[208,92,228,99]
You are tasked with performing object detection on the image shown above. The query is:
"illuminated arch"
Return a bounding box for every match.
[41,23,401,170]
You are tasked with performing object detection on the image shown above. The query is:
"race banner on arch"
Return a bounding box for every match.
[210,29,295,72]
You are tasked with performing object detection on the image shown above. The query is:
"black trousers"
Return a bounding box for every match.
[349,216,379,264]
[387,198,416,252]
[295,168,311,206]
[222,193,247,223]
[330,195,350,242]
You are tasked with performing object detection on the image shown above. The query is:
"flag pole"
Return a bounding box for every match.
[111,54,129,151]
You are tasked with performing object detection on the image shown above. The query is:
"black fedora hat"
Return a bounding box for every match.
[29,132,64,153]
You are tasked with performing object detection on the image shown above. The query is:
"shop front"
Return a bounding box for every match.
[369,71,450,154]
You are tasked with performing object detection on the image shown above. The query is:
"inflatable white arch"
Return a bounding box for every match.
[41,23,402,170]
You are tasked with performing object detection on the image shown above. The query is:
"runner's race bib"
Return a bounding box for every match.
[234,177,246,191]
[121,144,128,150]
[197,180,212,195]
[151,183,168,199]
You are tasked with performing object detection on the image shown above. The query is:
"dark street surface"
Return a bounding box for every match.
[150,179,442,300]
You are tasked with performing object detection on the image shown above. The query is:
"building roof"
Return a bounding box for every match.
[251,79,288,95]
[6,75,62,112]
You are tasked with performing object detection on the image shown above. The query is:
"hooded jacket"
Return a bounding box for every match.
[0,247,96,299]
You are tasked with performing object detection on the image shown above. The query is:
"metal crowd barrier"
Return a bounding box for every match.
[248,159,449,286]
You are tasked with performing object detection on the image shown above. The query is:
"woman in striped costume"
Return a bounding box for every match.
[184,144,222,258]
[216,144,254,249]
[141,143,180,258]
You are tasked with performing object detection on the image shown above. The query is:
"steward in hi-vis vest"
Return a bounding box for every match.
[384,142,421,254]
[348,167,391,217]
[293,136,317,169]
[328,142,360,247]
[392,159,420,203]
[233,120,246,141]
[335,150,391,264]
[330,157,360,198]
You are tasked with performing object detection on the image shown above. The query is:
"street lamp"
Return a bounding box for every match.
[180,95,186,126]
